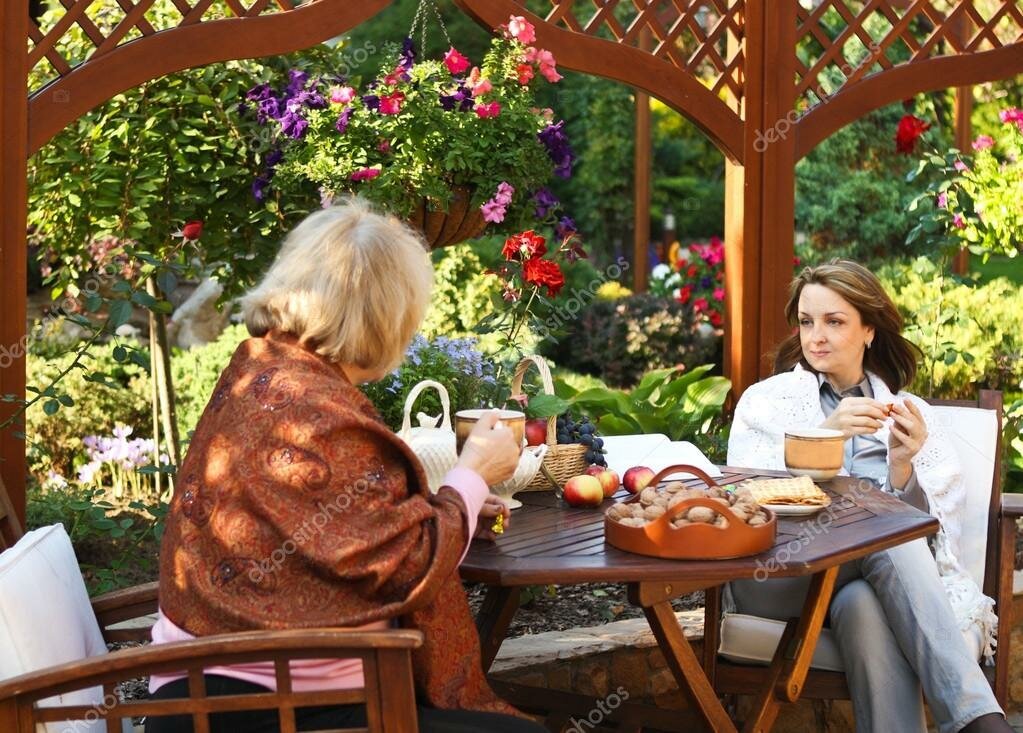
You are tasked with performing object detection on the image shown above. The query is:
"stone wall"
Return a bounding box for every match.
[490,602,1023,731]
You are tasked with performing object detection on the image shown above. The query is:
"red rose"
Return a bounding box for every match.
[895,114,930,154]
[523,257,565,296]
[182,220,203,240]
[502,230,547,261]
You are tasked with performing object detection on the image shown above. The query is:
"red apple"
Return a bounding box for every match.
[622,466,655,495]
[524,418,548,447]
[586,465,620,497]
[562,474,604,508]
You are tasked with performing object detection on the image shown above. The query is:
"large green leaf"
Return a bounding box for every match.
[630,367,679,403]
[594,414,641,435]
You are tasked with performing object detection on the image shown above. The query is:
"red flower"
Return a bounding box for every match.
[693,297,709,314]
[709,311,723,327]
[350,167,381,182]
[523,257,565,296]
[516,63,535,85]
[181,220,203,240]
[895,114,930,154]
[474,101,501,118]
[678,285,693,304]
[502,230,547,261]
[443,47,471,75]
[687,264,698,278]
[379,91,405,115]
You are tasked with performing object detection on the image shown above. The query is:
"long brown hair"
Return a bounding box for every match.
[772,260,922,393]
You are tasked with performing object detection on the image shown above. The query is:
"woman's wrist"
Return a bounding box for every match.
[888,460,912,491]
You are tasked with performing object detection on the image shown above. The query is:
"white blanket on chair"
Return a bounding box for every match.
[726,365,997,661]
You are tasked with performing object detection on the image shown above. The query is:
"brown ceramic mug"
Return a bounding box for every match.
[454,409,526,456]
[784,428,845,480]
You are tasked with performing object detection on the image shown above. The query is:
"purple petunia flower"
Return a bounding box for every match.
[362,94,381,112]
[286,69,309,96]
[279,111,308,139]
[245,83,274,102]
[252,176,270,201]
[533,187,558,218]
[265,147,283,168]
[700,275,713,289]
[538,120,575,179]
[256,97,282,124]
[555,216,576,240]
[290,89,327,110]
[335,106,352,133]
[399,37,416,71]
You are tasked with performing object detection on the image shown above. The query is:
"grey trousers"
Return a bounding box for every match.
[729,538,1002,733]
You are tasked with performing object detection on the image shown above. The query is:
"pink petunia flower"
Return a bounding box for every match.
[379,91,405,115]
[444,47,471,75]
[472,78,493,97]
[330,86,356,104]
[507,16,536,44]
[713,287,725,301]
[517,63,534,85]
[937,192,948,209]
[999,107,1023,125]
[350,168,381,182]
[971,134,994,151]
[954,159,969,172]
[540,63,563,83]
[494,182,515,206]
[953,213,966,229]
[480,200,507,223]
[475,102,501,118]
[693,297,709,314]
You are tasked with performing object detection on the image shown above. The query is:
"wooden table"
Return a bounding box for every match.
[460,467,939,732]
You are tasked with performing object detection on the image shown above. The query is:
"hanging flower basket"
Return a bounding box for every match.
[407,187,487,250]
[245,13,578,246]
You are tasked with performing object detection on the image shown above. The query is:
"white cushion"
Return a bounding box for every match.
[0,524,129,732]
[718,611,983,672]
[930,405,998,590]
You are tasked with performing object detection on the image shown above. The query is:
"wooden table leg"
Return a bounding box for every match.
[641,597,738,733]
[742,565,839,733]
[475,585,519,673]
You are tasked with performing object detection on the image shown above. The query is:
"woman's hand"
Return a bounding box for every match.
[888,400,928,487]
[821,396,889,438]
[456,410,519,487]
[474,495,511,541]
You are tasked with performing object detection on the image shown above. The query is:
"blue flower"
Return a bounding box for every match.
[538,121,575,179]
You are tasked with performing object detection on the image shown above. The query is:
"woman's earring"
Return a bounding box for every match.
[866,341,872,350]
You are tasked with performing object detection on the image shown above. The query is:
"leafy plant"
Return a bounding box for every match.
[648,236,725,328]
[552,365,730,442]
[254,15,573,234]
[539,293,720,388]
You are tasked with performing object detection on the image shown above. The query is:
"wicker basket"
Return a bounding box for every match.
[511,355,588,491]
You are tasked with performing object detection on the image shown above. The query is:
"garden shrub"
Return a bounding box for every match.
[881,258,1023,398]
[172,323,249,439]
[26,340,151,484]
[420,245,500,339]
[540,294,720,388]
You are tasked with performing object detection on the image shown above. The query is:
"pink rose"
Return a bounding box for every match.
[471,78,493,97]
[350,168,381,182]
[971,134,994,151]
[507,15,536,44]
[443,47,471,75]
[330,86,356,104]
[475,102,501,118]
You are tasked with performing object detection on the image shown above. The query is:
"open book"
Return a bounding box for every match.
[601,433,722,481]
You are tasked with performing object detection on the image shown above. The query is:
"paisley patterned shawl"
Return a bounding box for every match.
[158,330,516,714]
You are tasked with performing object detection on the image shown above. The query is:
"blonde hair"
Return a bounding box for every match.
[241,197,433,373]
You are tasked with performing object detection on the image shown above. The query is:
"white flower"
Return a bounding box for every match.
[651,264,671,280]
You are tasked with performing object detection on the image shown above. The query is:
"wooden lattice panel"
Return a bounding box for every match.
[527,0,746,107]
[795,0,1023,108]
[28,0,296,93]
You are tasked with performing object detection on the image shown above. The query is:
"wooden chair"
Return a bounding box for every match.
[0,475,422,732]
[703,390,1018,711]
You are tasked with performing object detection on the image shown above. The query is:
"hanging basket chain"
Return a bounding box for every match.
[408,0,452,56]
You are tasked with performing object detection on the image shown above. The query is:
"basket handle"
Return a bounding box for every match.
[647,464,722,491]
[399,380,452,437]
[509,355,557,448]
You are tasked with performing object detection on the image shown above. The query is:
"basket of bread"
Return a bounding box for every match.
[604,464,777,560]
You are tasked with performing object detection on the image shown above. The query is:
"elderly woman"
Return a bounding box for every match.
[145,199,544,733]
[727,260,1008,733]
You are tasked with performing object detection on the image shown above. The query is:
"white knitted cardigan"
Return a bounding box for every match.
[726,364,997,661]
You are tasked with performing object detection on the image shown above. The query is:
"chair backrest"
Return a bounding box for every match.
[926,390,1002,598]
[0,473,24,551]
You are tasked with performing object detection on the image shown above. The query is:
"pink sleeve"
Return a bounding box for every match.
[439,466,490,562]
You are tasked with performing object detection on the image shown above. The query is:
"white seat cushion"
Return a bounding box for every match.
[718,611,983,672]
[0,524,129,732]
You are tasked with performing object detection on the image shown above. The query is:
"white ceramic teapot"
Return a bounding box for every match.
[396,380,458,493]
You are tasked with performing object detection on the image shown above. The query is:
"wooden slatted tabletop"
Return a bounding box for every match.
[461,467,939,733]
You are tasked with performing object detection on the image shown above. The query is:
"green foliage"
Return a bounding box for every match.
[906,111,1023,260]
[29,1,321,300]
[361,335,499,431]
[554,365,731,442]
[796,102,951,263]
[171,324,250,439]
[880,258,1023,398]
[421,244,501,338]
[539,293,720,388]
[26,484,166,595]
[1005,398,1023,494]
[25,338,151,484]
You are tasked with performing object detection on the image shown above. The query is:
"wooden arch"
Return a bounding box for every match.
[2,1,1023,518]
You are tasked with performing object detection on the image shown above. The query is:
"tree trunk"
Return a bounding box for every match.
[147,278,181,477]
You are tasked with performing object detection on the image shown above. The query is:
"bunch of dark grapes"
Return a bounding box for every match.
[555,412,607,467]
